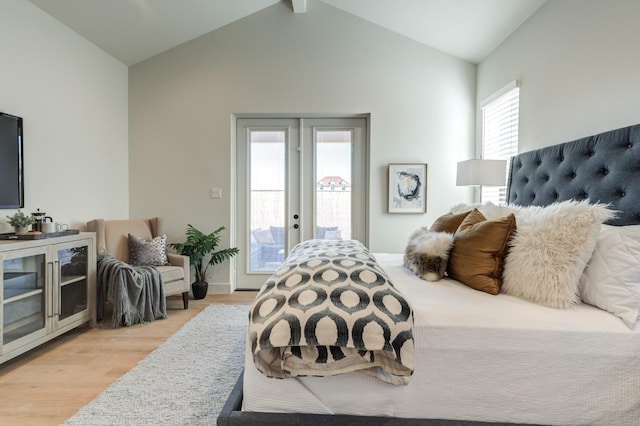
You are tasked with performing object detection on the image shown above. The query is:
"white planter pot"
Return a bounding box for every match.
[14,226,29,235]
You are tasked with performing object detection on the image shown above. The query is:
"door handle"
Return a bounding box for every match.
[55,260,60,316]
[293,224,299,229]
[48,261,54,318]
[293,214,299,220]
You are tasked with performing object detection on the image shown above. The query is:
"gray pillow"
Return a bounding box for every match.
[128,233,169,266]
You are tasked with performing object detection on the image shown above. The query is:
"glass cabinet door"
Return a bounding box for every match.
[57,244,88,322]
[2,253,47,345]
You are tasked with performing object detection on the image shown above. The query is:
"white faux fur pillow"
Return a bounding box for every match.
[501,201,616,308]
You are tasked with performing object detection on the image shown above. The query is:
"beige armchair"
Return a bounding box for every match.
[87,217,190,310]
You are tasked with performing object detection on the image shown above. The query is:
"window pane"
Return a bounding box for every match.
[249,131,285,272]
[3,254,46,344]
[316,131,351,241]
[481,86,519,204]
[59,246,88,320]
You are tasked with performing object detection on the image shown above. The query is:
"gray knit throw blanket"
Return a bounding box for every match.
[97,252,168,327]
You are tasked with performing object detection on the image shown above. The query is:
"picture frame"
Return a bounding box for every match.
[388,163,427,213]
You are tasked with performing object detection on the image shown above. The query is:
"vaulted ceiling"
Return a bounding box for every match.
[27,0,546,66]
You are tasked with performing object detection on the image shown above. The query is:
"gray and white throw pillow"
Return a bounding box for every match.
[128,233,169,266]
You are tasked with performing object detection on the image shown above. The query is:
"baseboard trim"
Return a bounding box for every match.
[209,282,233,294]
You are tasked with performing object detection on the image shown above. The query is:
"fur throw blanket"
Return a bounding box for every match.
[97,252,167,327]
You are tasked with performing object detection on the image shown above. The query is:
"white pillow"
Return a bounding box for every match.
[500,200,615,308]
[579,224,640,328]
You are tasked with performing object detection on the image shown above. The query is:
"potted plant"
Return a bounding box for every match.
[6,210,36,235]
[170,225,239,299]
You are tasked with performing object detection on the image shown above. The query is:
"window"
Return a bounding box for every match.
[481,81,519,204]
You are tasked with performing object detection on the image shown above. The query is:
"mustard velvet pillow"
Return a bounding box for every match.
[447,209,516,295]
[430,211,471,234]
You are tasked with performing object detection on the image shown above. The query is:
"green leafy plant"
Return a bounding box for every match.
[170,225,239,283]
[6,210,36,228]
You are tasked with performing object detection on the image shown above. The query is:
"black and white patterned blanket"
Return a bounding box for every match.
[249,239,414,385]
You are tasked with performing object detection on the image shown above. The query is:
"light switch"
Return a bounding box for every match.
[210,187,222,199]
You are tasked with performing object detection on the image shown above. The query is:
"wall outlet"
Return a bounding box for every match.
[210,187,222,199]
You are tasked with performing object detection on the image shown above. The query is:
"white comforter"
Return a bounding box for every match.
[242,254,640,425]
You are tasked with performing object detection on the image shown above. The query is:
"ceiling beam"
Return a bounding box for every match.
[292,0,307,14]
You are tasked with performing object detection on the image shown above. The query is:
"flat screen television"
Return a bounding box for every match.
[0,112,24,209]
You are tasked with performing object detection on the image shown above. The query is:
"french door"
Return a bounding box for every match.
[235,117,368,290]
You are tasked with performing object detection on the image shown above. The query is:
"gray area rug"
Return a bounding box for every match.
[64,304,249,425]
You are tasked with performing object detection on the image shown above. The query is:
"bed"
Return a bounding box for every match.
[218,123,640,426]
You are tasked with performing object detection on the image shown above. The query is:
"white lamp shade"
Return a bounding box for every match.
[456,159,507,186]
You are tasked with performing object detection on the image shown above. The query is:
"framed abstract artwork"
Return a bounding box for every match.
[388,163,427,213]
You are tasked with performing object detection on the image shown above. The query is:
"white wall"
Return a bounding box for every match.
[0,0,129,233]
[128,0,476,289]
[478,0,640,153]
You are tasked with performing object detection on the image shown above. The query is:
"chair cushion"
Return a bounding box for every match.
[104,219,154,262]
[270,226,285,244]
[324,230,342,240]
[316,226,339,239]
[156,265,185,283]
[252,228,275,244]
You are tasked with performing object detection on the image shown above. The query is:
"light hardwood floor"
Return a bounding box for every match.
[0,291,257,425]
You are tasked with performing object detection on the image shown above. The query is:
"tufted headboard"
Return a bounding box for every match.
[506,124,640,226]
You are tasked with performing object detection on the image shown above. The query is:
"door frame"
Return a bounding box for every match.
[230,113,370,291]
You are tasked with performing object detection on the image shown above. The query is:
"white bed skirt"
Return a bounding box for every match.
[242,254,640,425]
